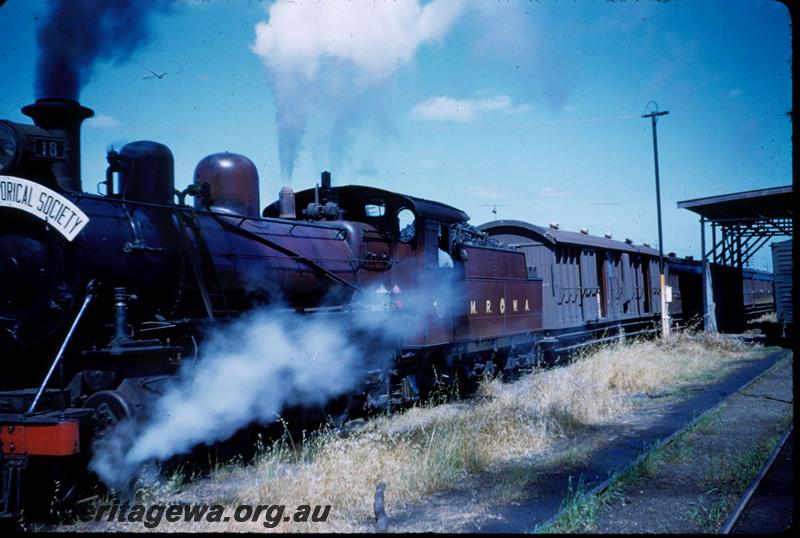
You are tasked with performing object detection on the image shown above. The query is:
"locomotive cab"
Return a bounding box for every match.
[263,182,468,343]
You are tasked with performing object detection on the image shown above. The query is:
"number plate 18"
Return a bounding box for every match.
[31,137,66,160]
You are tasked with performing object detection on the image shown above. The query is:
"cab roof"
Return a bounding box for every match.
[264,184,470,224]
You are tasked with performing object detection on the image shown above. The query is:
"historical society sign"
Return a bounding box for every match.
[0,175,89,241]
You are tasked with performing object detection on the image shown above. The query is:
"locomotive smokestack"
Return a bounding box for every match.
[21,98,94,192]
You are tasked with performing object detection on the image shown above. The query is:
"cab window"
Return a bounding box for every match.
[364,199,386,218]
[438,224,453,268]
[397,207,416,242]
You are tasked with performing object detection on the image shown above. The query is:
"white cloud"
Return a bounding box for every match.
[251,0,468,179]
[540,186,569,198]
[85,114,122,128]
[252,0,467,82]
[410,95,531,122]
[466,184,508,199]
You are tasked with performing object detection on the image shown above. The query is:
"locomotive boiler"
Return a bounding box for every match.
[1,100,390,379]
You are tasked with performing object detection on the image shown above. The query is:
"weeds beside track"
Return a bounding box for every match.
[61,331,772,532]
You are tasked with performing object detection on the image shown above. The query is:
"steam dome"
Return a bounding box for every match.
[193,152,260,217]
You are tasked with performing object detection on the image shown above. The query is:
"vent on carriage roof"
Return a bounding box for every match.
[604,233,613,239]
[668,252,677,257]
[549,222,559,230]
[625,238,633,244]
[580,228,589,235]
[643,242,651,247]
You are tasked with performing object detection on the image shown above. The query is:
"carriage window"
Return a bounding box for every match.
[364,200,386,217]
[397,207,416,242]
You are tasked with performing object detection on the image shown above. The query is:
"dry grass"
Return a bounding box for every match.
[77,330,764,533]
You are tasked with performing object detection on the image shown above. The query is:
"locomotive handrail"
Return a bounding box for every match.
[27,280,97,415]
[205,205,363,294]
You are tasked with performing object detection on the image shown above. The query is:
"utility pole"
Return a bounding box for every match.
[642,108,670,339]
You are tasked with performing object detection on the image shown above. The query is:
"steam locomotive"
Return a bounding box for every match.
[0,99,773,519]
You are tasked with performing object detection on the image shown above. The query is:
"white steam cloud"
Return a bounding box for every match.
[89,277,459,491]
[90,306,378,490]
[85,114,123,129]
[410,95,532,122]
[251,0,467,180]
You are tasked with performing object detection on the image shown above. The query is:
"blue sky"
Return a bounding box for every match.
[0,0,791,269]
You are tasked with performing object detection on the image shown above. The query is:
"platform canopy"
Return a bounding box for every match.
[677,185,792,267]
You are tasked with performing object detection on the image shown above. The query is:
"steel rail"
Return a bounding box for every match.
[533,351,790,532]
[719,423,793,534]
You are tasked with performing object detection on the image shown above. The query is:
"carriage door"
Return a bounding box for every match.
[422,219,454,345]
[621,253,635,316]
[642,257,652,313]
[608,252,624,318]
[632,255,645,316]
[596,250,609,318]
[580,249,599,321]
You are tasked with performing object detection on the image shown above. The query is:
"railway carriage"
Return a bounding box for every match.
[664,254,703,326]
[771,240,792,333]
[478,220,663,353]
[742,268,776,318]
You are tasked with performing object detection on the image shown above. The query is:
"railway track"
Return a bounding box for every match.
[535,353,792,533]
[720,424,793,534]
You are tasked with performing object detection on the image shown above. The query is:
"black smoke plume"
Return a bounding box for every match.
[35,0,169,99]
